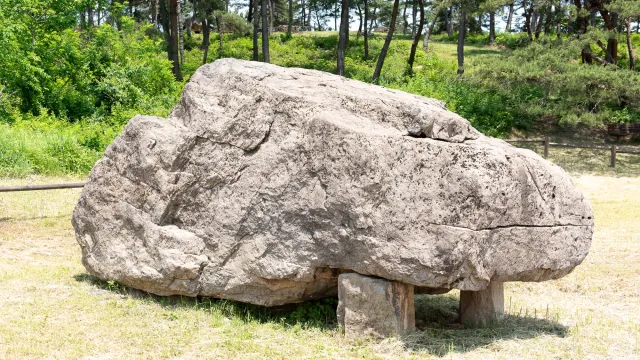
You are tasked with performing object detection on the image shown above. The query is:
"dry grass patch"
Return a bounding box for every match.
[0,174,639,359]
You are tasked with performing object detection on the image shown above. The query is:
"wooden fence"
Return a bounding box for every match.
[505,137,640,168]
[0,182,85,193]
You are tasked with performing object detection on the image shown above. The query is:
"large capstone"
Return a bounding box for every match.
[72,58,593,306]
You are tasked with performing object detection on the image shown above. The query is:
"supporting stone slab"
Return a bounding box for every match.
[337,273,415,338]
[459,281,504,327]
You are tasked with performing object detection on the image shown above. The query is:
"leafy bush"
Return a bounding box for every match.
[469,39,640,126]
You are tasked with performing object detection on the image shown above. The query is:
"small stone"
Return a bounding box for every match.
[337,273,415,338]
[459,281,504,326]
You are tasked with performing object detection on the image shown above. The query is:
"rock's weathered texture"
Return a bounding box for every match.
[72,58,594,306]
[337,273,415,338]
[459,281,504,326]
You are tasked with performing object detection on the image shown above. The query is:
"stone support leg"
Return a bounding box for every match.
[337,273,415,338]
[459,281,504,326]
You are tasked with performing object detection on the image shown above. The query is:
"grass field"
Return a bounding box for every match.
[0,160,639,359]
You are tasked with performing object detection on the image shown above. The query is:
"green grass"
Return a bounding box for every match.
[0,174,639,358]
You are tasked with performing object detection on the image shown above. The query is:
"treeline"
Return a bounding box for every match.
[1,0,639,127]
[66,0,640,79]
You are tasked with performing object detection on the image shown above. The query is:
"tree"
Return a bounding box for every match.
[489,10,495,44]
[287,0,293,36]
[407,0,425,72]
[457,9,465,74]
[505,2,514,31]
[608,0,640,69]
[423,5,441,51]
[178,0,185,64]
[262,0,270,62]
[372,0,400,82]
[337,0,349,75]
[202,17,211,63]
[253,0,260,60]
[364,0,369,59]
[170,0,182,79]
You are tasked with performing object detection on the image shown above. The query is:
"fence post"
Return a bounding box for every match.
[543,136,549,159]
[610,145,617,168]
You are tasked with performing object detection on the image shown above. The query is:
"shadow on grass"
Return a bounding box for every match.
[75,274,568,355]
[407,294,568,356]
[73,273,339,330]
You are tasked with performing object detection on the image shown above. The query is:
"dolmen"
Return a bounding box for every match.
[72,59,593,338]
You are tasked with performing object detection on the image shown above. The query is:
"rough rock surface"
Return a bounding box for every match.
[337,273,415,338]
[72,58,594,306]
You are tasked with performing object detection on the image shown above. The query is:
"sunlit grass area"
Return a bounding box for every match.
[0,162,639,358]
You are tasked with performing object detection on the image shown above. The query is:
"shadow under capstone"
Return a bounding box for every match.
[74,273,567,355]
[408,293,568,355]
[73,273,339,329]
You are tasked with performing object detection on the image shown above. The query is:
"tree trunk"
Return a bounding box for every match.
[402,0,408,34]
[216,16,223,57]
[626,17,636,70]
[544,6,552,35]
[596,1,619,63]
[489,11,495,45]
[202,18,210,64]
[607,13,618,64]
[524,0,533,40]
[186,0,195,36]
[364,0,369,59]
[447,6,453,36]
[457,10,466,75]
[355,0,362,38]
[269,0,274,33]
[301,0,305,26]
[423,6,438,51]
[160,0,172,60]
[248,0,253,22]
[337,0,349,75]
[369,5,377,35]
[407,0,424,73]
[288,0,293,36]
[557,21,562,40]
[253,0,260,60]
[335,0,338,31]
[169,0,182,80]
[535,12,543,39]
[88,7,94,28]
[505,3,514,32]
[262,0,270,62]
[412,0,417,38]
[372,0,399,82]
[307,1,312,29]
[531,9,538,35]
[81,10,86,30]
[574,0,587,34]
[315,2,322,30]
[178,0,185,64]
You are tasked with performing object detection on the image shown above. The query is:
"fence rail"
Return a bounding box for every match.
[0,182,86,193]
[505,137,640,167]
